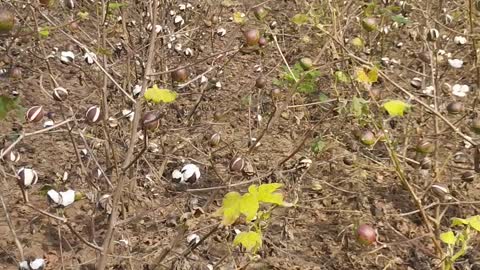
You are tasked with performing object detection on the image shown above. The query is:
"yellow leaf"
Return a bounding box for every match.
[248,183,284,205]
[239,193,259,221]
[144,84,177,104]
[467,215,480,231]
[439,231,456,245]
[355,69,370,84]
[232,11,246,24]
[382,100,410,117]
[367,67,378,83]
[218,192,242,225]
[234,231,262,252]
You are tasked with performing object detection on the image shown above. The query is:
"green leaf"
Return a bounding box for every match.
[351,96,368,118]
[311,138,326,154]
[108,2,125,9]
[0,95,19,120]
[38,27,50,38]
[467,215,480,231]
[334,71,350,83]
[440,231,456,245]
[382,100,410,117]
[216,192,242,225]
[234,231,262,252]
[391,14,410,25]
[291,14,309,25]
[144,85,177,104]
[239,193,259,221]
[232,11,246,24]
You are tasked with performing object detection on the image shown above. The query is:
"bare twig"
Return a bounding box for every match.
[0,194,24,262]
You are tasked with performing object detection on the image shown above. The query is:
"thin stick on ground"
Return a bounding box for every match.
[0,194,24,262]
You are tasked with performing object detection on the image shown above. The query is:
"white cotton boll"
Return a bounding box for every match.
[172,169,183,183]
[47,190,61,204]
[184,48,193,56]
[19,261,29,270]
[181,164,200,184]
[448,58,463,69]
[179,4,186,10]
[216,27,226,36]
[84,51,97,65]
[59,189,76,207]
[215,81,222,88]
[452,84,470,97]
[454,36,467,45]
[169,10,176,16]
[174,15,184,26]
[43,119,54,128]
[186,233,200,246]
[132,84,142,98]
[422,85,434,95]
[154,25,163,33]
[60,51,75,64]
[464,135,473,149]
[29,258,45,270]
[122,109,134,122]
[174,43,182,52]
[200,75,208,84]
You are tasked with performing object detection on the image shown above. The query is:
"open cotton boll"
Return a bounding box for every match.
[452,84,470,97]
[19,261,30,270]
[47,189,76,207]
[29,258,45,270]
[47,189,61,204]
[448,58,463,69]
[454,36,467,45]
[181,164,200,184]
[59,190,76,207]
[172,169,184,183]
[60,51,75,64]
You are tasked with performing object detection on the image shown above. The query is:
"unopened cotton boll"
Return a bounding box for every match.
[17,167,38,187]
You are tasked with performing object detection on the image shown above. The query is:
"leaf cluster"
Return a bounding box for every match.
[216,183,285,253]
[273,62,321,94]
